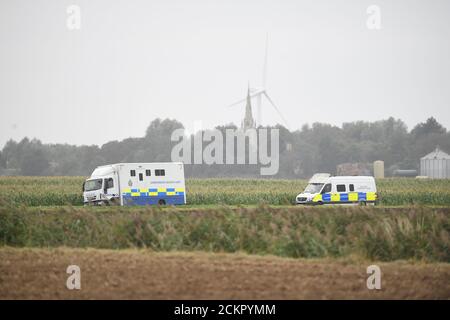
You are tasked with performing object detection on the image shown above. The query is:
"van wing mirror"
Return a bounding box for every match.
[82,182,85,192]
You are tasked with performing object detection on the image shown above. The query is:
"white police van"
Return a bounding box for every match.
[296,173,377,205]
[83,162,186,206]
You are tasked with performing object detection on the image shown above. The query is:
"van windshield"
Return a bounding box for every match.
[84,179,103,191]
[303,183,324,194]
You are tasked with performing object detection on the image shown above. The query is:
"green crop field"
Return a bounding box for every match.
[1,176,450,207]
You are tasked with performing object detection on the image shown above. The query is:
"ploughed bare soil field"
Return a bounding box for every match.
[1,248,449,299]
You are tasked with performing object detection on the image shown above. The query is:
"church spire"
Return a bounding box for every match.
[241,83,255,130]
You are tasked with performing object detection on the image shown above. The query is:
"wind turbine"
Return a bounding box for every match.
[228,34,289,129]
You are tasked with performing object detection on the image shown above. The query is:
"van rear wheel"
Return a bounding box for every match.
[158,199,166,206]
[359,201,367,206]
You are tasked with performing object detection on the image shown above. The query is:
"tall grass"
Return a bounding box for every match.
[1,205,448,262]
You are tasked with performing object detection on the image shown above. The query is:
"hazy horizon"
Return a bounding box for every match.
[1,0,450,147]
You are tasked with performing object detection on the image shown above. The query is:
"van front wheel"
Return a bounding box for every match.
[158,199,166,206]
[359,201,367,206]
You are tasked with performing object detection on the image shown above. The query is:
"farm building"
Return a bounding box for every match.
[420,147,450,179]
[336,162,371,176]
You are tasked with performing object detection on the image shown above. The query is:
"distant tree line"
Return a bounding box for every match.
[0,117,449,178]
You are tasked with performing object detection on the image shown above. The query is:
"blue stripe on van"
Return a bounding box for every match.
[122,194,185,206]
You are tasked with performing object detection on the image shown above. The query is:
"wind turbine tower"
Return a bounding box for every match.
[256,33,269,126]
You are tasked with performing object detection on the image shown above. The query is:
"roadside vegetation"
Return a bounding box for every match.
[1,205,448,262]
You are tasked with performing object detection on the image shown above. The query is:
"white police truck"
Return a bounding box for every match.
[83,162,186,206]
[295,173,377,205]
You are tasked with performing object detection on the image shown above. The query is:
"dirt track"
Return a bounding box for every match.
[0,248,449,299]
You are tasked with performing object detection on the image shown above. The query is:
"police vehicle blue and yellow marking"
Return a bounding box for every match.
[310,192,377,204]
[122,187,185,205]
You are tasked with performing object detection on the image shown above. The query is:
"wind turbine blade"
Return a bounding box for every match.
[251,89,265,97]
[262,33,268,88]
[263,92,290,129]
[227,97,247,108]
[227,91,265,107]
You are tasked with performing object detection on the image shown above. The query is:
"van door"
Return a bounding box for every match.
[136,169,146,196]
[104,177,117,197]
[348,183,359,202]
[335,183,347,203]
[330,183,344,202]
[320,183,332,203]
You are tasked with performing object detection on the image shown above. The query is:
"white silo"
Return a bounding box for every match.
[420,147,450,179]
[373,160,385,179]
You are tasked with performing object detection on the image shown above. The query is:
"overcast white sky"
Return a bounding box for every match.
[1,0,449,147]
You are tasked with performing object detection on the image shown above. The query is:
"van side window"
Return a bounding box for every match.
[321,184,331,194]
[155,169,165,176]
[145,170,151,176]
[349,184,355,192]
[139,173,143,181]
[106,178,114,189]
[130,170,136,177]
[337,184,346,192]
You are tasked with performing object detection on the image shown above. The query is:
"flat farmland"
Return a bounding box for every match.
[0,177,449,299]
[1,248,449,299]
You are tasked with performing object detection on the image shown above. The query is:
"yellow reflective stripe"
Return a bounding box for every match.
[348,192,358,201]
[313,194,322,202]
[367,192,377,201]
[122,187,184,197]
[331,193,340,202]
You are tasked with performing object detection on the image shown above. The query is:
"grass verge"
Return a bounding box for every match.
[1,205,448,262]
